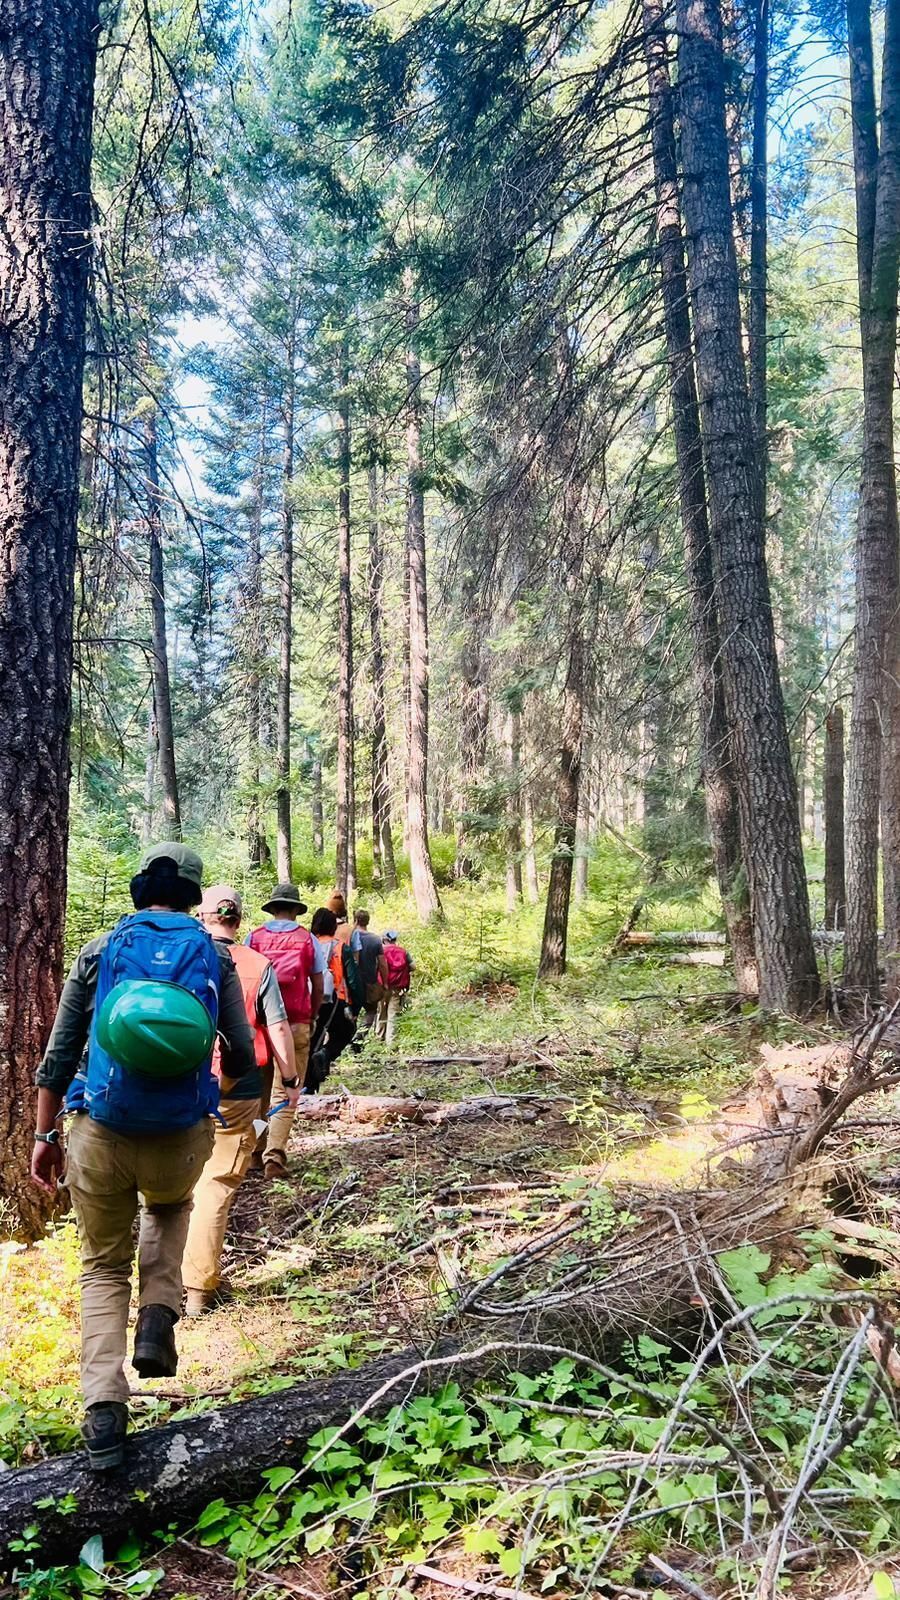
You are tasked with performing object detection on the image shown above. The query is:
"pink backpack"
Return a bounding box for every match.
[250,925,315,1023]
[383,943,411,992]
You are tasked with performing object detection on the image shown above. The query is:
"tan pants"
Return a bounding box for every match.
[375,991,403,1046]
[258,1022,311,1164]
[65,1114,214,1407]
[181,1097,261,1292]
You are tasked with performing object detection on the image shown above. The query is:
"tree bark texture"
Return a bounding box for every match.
[675,0,818,1013]
[641,0,757,997]
[335,360,357,899]
[454,579,491,881]
[142,696,158,848]
[368,464,397,891]
[748,0,769,504]
[405,298,443,922]
[0,0,101,1236]
[523,774,541,904]
[145,410,181,839]
[311,745,324,858]
[845,0,900,997]
[824,705,846,933]
[276,318,296,883]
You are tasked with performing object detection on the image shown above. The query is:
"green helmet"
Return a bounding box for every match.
[95,980,216,1079]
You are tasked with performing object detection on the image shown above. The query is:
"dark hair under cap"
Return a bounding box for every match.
[130,854,202,912]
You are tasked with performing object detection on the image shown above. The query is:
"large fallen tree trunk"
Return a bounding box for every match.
[4,1030,896,1566]
[0,1341,487,1565]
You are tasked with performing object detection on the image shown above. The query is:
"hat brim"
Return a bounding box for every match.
[262,898,308,915]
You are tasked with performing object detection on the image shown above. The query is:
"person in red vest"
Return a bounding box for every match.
[247,882,325,1178]
[182,886,299,1313]
[376,931,415,1047]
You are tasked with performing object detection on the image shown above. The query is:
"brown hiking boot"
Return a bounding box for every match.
[264,1150,287,1180]
[184,1284,233,1317]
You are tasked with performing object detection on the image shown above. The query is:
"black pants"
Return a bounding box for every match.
[306,996,357,1091]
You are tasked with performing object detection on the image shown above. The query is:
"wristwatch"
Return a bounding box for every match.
[282,1075,301,1090]
[35,1129,61,1145]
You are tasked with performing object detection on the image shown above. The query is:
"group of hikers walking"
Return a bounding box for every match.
[30,844,414,1472]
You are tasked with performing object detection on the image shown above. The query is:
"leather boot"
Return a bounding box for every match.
[132,1304,178,1379]
[83,1401,128,1471]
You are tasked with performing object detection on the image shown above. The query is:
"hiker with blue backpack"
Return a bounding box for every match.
[31,843,255,1472]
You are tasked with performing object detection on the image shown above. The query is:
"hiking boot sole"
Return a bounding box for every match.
[133,1341,178,1379]
[85,1437,126,1472]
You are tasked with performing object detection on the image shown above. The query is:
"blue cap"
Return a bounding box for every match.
[384,930,398,941]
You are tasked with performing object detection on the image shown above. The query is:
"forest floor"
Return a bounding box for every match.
[4,849,900,1600]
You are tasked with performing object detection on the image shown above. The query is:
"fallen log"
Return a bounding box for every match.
[619,931,727,948]
[0,1341,484,1566]
[293,1093,562,1128]
[667,952,726,967]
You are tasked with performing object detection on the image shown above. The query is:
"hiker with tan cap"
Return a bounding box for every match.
[181,886,298,1316]
[247,882,325,1177]
[31,844,255,1472]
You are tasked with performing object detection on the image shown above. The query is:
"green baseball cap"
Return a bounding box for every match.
[139,842,204,893]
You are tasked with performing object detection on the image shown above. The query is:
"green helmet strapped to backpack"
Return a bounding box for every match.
[96,979,216,1079]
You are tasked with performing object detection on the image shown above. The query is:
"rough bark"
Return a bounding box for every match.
[405,295,443,922]
[675,0,818,1013]
[0,0,101,1237]
[454,586,490,880]
[641,0,757,997]
[311,744,324,858]
[870,0,900,997]
[145,409,181,838]
[276,317,297,883]
[368,464,397,891]
[335,355,357,899]
[748,0,769,503]
[505,707,524,912]
[824,705,846,933]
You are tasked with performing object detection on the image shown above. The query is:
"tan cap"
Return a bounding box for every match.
[199,883,243,918]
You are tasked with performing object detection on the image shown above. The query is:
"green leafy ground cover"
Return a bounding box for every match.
[4,838,897,1598]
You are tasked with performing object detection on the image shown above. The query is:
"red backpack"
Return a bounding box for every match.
[249,924,315,1023]
[383,943,411,992]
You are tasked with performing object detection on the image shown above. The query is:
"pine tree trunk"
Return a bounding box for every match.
[538,619,584,978]
[0,0,100,1236]
[505,707,524,913]
[574,724,592,901]
[368,464,397,891]
[675,0,818,1013]
[749,0,769,502]
[276,319,296,882]
[845,0,900,998]
[247,401,267,870]
[824,705,846,933]
[145,409,181,839]
[405,296,443,922]
[311,745,324,859]
[454,615,490,880]
[523,769,540,904]
[335,357,357,899]
[642,0,757,997]
[141,696,158,848]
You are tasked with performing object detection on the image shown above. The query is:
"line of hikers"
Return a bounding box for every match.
[30,844,414,1472]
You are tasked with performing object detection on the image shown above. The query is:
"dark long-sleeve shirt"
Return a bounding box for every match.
[36,930,256,1095]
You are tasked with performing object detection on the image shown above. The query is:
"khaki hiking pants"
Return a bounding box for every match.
[65,1114,214,1407]
[375,991,403,1047]
[182,1096,261,1292]
[257,1022,311,1165]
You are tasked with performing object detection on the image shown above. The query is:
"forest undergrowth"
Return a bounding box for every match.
[4,842,900,1600]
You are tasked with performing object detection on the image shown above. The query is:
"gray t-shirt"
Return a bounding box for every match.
[352,929,384,987]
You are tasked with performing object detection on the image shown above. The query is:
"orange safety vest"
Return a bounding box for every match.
[224,941,272,1070]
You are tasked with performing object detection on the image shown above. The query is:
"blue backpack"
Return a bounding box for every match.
[68,912,221,1134]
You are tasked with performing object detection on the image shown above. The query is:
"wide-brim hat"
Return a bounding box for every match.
[262,882,308,915]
